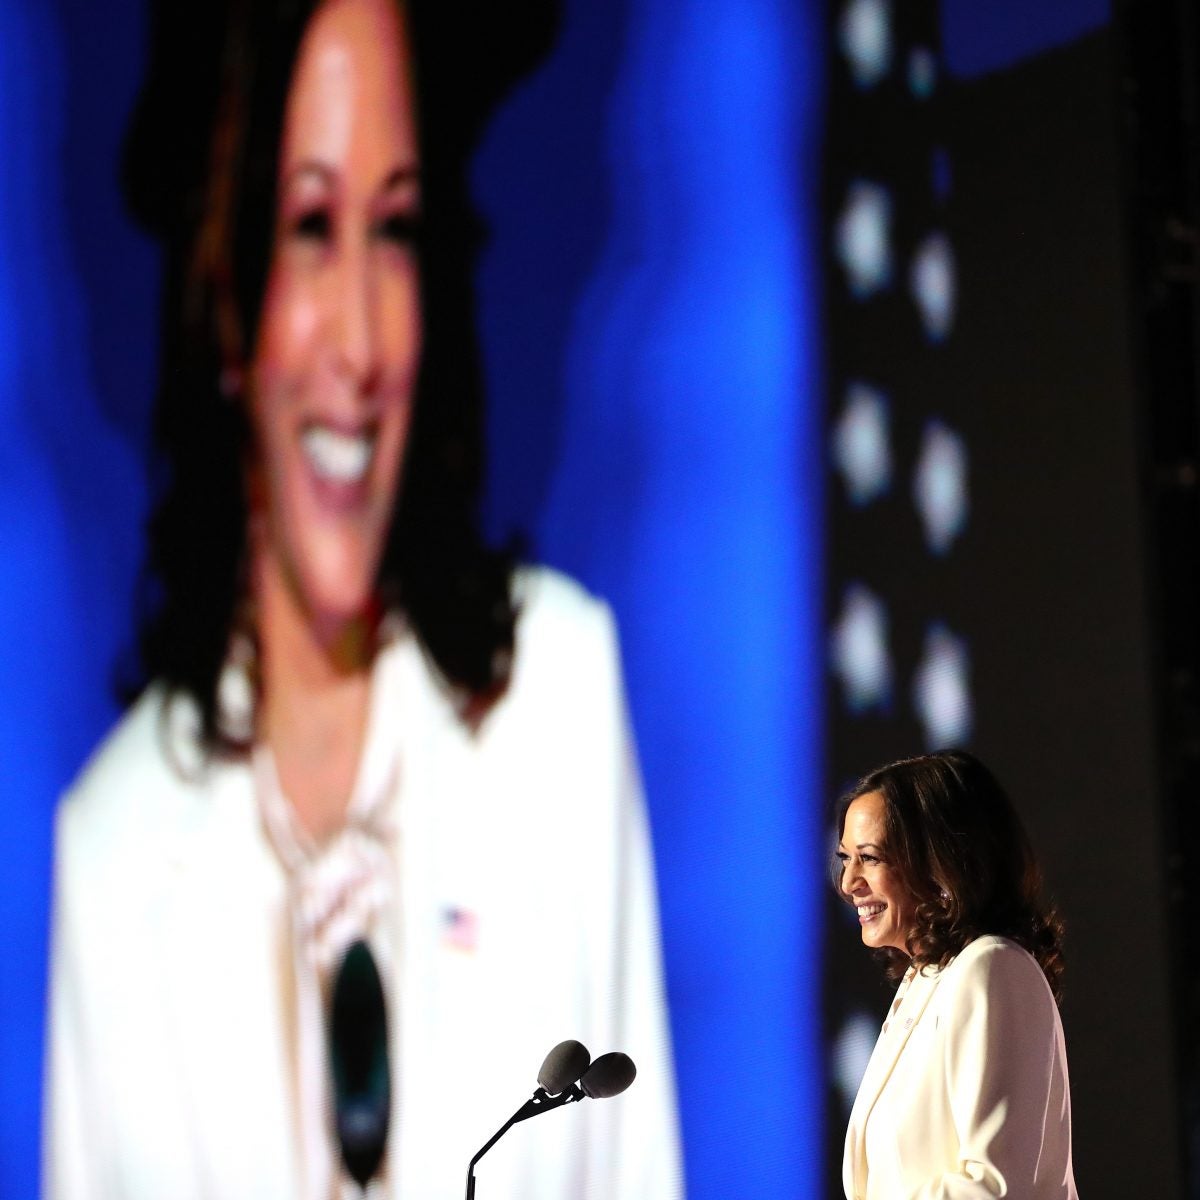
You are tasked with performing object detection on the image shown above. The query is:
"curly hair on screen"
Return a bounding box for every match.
[834,749,1066,1004]
[121,0,559,753]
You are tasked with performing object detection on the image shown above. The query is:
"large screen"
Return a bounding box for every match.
[0,0,824,1195]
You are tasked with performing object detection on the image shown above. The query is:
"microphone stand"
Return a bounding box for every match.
[464,1083,584,1200]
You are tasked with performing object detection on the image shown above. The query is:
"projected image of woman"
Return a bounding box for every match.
[44,2,680,1197]
[835,750,1079,1200]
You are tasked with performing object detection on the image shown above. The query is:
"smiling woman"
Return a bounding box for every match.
[836,790,916,954]
[246,0,422,838]
[254,0,422,630]
[42,2,682,1197]
[834,750,1078,1200]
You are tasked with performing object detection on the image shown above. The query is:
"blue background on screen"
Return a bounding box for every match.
[0,2,154,1192]
[477,0,826,1190]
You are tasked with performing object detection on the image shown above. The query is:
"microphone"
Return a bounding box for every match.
[580,1051,637,1099]
[537,1039,591,1094]
[464,1042,636,1200]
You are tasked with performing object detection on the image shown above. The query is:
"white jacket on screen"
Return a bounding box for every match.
[45,568,683,1200]
[843,935,1078,1200]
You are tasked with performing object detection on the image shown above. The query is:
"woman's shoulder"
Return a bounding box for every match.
[946,935,1042,975]
[512,565,616,642]
[509,565,621,682]
[939,936,1056,1009]
[58,684,216,860]
[475,565,626,737]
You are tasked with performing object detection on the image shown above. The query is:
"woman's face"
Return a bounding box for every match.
[837,791,917,954]
[248,0,420,636]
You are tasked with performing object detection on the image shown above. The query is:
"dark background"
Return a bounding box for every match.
[823,5,1186,1197]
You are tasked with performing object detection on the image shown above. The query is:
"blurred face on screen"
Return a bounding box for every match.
[248,0,420,639]
[837,791,916,954]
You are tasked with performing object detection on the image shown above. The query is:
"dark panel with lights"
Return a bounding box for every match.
[821,3,1182,1196]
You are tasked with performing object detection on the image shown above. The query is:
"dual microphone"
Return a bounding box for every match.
[465,1040,638,1199]
[537,1039,637,1101]
[328,941,636,1197]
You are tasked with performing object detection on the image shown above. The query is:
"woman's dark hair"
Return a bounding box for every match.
[834,749,1066,1004]
[122,0,559,751]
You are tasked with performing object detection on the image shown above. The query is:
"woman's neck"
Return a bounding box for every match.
[253,553,375,843]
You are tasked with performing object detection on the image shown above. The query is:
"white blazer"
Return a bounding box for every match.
[843,935,1078,1200]
[45,569,683,1200]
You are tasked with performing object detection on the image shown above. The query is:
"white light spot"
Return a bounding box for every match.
[833,382,892,506]
[830,584,893,714]
[913,624,973,748]
[832,1011,880,1114]
[837,182,893,299]
[910,232,956,341]
[839,0,892,89]
[913,419,968,555]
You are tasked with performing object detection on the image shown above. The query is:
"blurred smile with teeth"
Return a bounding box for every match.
[302,424,375,484]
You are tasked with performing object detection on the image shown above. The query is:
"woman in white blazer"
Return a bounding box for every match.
[44,1,682,1196]
[835,750,1078,1200]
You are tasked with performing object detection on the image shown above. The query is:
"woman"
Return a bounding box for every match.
[835,750,1078,1200]
[44,1,681,1197]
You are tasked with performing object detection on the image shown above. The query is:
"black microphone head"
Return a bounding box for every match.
[537,1040,592,1094]
[580,1051,637,1099]
[330,940,390,1187]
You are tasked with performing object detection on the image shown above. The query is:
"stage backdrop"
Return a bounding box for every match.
[1,0,1181,1198]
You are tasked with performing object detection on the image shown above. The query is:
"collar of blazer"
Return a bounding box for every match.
[846,961,947,1196]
